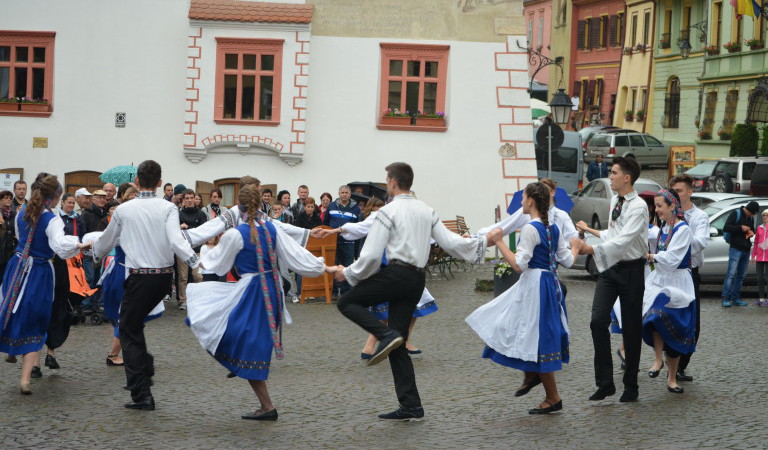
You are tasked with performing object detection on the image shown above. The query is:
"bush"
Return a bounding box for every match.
[761,125,768,155]
[730,123,759,156]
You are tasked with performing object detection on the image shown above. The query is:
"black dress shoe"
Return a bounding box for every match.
[367,331,404,367]
[515,375,542,397]
[648,362,664,378]
[124,396,155,411]
[30,366,42,379]
[676,371,693,382]
[667,385,684,394]
[226,371,237,378]
[241,409,278,421]
[378,405,424,421]
[529,399,563,415]
[589,385,616,401]
[106,355,124,367]
[45,354,60,369]
[619,389,639,402]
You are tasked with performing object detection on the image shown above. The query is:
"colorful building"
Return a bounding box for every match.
[569,0,626,128]
[548,0,573,103]
[614,0,654,131]
[523,0,553,100]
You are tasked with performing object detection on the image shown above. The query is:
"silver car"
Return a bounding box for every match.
[570,178,662,230]
[585,130,669,169]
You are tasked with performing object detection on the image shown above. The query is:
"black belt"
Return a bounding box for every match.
[614,257,646,267]
[129,266,174,275]
[388,259,425,272]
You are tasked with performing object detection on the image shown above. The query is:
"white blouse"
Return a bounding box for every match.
[201,224,325,278]
[594,191,650,272]
[477,206,578,242]
[340,211,377,241]
[653,222,692,272]
[514,220,574,271]
[43,214,81,259]
[186,205,310,248]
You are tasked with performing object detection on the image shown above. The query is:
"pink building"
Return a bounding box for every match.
[524,0,552,97]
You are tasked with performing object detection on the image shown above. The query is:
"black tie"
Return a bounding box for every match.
[611,196,625,222]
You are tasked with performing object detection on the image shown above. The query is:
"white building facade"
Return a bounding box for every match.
[1,0,534,233]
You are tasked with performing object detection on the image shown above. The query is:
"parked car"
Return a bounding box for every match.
[707,156,768,193]
[749,159,768,196]
[577,126,620,153]
[533,129,584,194]
[690,192,748,208]
[699,197,768,284]
[569,177,662,230]
[683,160,718,192]
[584,130,670,169]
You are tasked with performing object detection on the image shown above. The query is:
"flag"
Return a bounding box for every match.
[731,0,761,19]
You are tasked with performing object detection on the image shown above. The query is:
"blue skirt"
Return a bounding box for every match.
[482,272,569,373]
[642,293,697,355]
[367,300,439,320]
[101,261,124,322]
[212,277,281,380]
[0,255,54,355]
[610,309,621,334]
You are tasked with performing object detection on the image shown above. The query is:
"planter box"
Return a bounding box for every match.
[20,103,50,112]
[624,116,634,122]
[414,117,445,127]
[493,271,520,297]
[750,44,764,50]
[0,102,19,112]
[380,116,412,126]
[726,47,741,53]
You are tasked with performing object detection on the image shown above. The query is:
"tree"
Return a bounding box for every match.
[760,125,768,155]
[730,123,759,157]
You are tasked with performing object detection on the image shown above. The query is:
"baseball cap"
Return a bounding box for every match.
[174,184,187,196]
[75,188,92,197]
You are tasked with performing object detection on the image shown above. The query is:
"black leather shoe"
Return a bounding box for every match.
[589,385,616,401]
[378,405,424,421]
[667,385,684,394]
[367,331,404,367]
[45,354,60,369]
[529,399,563,415]
[676,371,693,382]
[124,396,155,411]
[226,371,237,378]
[5,354,17,363]
[648,362,664,378]
[30,366,42,379]
[515,375,542,397]
[241,409,278,421]
[106,355,124,367]
[619,388,639,402]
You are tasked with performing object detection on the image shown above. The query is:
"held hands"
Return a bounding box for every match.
[575,220,589,232]
[77,241,93,251]
[333,265,346,282]
[485,228,503,245]
[569,238,582,253]
[180,223,189,230]
[311,227,340,239]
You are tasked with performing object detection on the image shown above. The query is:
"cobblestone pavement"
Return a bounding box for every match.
[1,266,765,449]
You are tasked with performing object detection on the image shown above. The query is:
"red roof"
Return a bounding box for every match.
[189,0,313,24]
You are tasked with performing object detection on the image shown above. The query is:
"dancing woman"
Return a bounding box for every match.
[186,185,331,420]
[641,189,696,394]
[0,174,87,394]
[466,182,580,414]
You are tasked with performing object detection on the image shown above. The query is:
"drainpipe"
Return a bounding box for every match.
[642,0,656,133]
[615,2,627,127]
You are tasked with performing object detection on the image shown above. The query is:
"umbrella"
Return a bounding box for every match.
[530,98,551,120]
[531,108,550,119]
[507,187,575,215]
[99,165,137,186]
[347,181,388,201]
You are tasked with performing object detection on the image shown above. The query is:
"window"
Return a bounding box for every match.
[599,15,609,48]
[0,31,55,116]
[617,12,625,46]
[214,178,240,208]
[630,135,645,146]
[615,135,630,147]
[631,89,637,112]
[732,13,743,44]
[702,91,718,138]
[755,12,766,43]
[590,181,606,198]
[584,17,592,49]
[538,17,544,45]
[643,10,651,45]
[664,76,680,128]
[640,88,647,111]
[528,18,534,45]
[713,2,723,48]
[214,38,283,125]
[595,78,603,106]
[681,6,692,41]
[631,13,639,45]
[662,10,673,48]
[723,89,739,135]
[535,146,578,173]
[379,43,449,128]
[644,136,663,146]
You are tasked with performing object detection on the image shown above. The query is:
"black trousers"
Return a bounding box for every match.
[337,265,426,407]
[590,259,645,391]
[46,256,73,350]
[678,267,701,373]
[119,272,172,401]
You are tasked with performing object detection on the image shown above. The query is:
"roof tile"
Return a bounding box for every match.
[189,0,313,24]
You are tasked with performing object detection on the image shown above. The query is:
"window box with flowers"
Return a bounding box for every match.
[623,47,634,55]
[635,109,645,121]
[698,128,712,140]
[659,35,671,49]
[635,43,647,53]
[746,38,764,50]
[706,44,719,55]
[380,108,412,125]
[0,98,18,112]
[624,110,634,121]
[492,259,520,296]
[718,127,732,140]
[19,97,49,112]
[723,41,741,53]
[414,111,445,127]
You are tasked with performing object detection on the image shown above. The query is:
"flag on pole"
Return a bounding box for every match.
[731,0,761,19]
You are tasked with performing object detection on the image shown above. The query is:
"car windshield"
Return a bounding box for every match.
[535,145,578,173]
[702,205,723,216]
[685,162,716,177]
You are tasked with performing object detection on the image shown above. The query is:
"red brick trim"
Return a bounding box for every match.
[184,27,203,148]
[290,31,310,154]
[199,133,285,153]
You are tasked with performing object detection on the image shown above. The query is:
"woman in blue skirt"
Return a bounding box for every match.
[642,189,696,394]
[0,174,85,394]
[466,182,581,414]
[186,185,330,420]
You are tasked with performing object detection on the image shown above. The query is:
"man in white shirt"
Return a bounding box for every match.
[94,160,199,411]
[576,156,648,403]
[670,174,709,382]
[334,162,493,421]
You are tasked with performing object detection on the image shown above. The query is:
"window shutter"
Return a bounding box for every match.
[596,79,604,106]
[591,18,601,49]
[609,15,618,46]
[577,20,585,49]
[620,14,626,45]
[574,80,581,98]
[586,79,596,105]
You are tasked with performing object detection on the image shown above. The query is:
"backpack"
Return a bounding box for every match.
[723,208,741,244]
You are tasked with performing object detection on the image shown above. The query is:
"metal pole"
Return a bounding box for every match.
[547,125,552,179]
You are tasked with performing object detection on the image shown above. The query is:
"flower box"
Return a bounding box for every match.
[727,47,742,53]
[380,115,412,126]
[750,44,765,50]
[414,117,445,127]
[20,103,50,112]
[0,102,19,112]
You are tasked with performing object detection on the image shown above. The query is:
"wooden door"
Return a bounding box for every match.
[65,170,103,195]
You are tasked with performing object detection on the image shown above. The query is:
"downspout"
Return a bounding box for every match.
[615,2,627,127]
[643,0,656,133]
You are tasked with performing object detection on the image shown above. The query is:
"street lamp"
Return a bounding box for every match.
[549,88,573,124]
[679,38,692,59]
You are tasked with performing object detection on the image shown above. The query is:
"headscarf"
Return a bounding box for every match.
[658,189,684,221]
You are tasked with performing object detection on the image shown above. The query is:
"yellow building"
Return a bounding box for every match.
[614,0,655,131]
[548,0,572,102]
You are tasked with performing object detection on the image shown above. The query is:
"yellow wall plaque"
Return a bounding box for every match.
[33,137,48,148]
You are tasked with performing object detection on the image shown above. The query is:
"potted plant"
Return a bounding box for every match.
[698,128,712,140]
[635,109,646,121]
[0,97,19,112]
[746,37,764,50]
[659,36,671,49]
[624,109,634,121]
[706,44,719,55]
[635,43,646,53]
[380,108,412,125]
[718,127,732,140]
[19,97,50,112]
[723,41,741,53]
[622,47,633,55]
[492,259,520,297]
[414,111,445,127]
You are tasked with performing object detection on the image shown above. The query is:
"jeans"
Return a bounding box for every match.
[335,242,356,295]
[722,247,750,301]
[81,257,100,308]
[757,262,768,299]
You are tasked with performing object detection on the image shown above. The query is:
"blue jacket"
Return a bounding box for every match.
[323,199,360,243]
[587,161,609,181]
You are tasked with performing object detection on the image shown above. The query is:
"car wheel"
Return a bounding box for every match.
[586,255,598,278]
[713,173,734,193]
[591,215,601,230]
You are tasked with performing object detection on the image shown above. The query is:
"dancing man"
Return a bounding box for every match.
[576,156,648,403]
[334,162,489,420]
[94,160,199,411]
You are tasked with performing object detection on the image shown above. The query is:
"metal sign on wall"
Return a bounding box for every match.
[33,137,48,148]
[115,112,126,128]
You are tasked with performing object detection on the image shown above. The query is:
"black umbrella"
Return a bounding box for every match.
[347,182,387,201]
